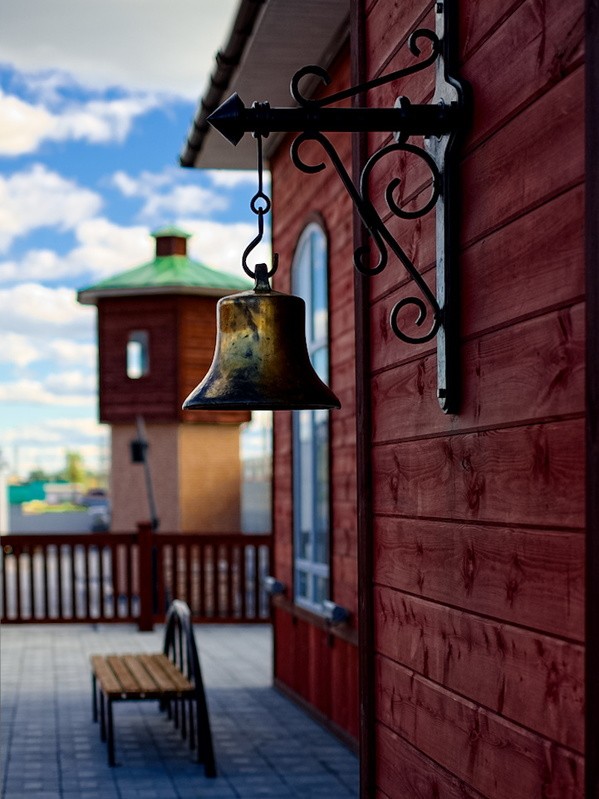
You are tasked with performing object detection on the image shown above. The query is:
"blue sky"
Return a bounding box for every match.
[0,0,271,479]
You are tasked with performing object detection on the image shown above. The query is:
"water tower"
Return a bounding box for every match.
[78,227,250,532]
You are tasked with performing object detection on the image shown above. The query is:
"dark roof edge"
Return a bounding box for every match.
[77,284,245,306]
[180,0,266,168]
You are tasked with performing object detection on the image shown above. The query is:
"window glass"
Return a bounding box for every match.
[292,223,331,612]
[127,331,149,379]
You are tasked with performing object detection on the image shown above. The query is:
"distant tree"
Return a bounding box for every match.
[27,468,53,483]
[61,450,86,484]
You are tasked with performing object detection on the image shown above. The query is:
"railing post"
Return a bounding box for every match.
[137,522,154,631]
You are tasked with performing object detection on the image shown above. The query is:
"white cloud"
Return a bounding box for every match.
[0,417,109,477]
[142,185,228,220]
[0,0,239,98]
[0,89,160,156]
[1,417,106,446]
[111,170,173,197]
[45,370,96,395]
[206,170,263,190]
[0,218,153,284]
[1,333,40,368]
[67,218,153,280]
[111,168,227,221]
[179,219,272,276]
[47,339,97,366]
[0,283,95,337]
[0,164,102,252]
[0,378,94,406]
[0,334,97,369]
[0,91,54,156]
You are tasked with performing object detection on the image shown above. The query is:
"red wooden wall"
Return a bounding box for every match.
[361,0,586,796]
[271,48,360,744]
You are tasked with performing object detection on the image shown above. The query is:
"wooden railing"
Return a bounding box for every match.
[0,525,272,629]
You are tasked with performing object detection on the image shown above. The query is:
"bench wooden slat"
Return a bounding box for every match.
[137,653,192,694]
[153,654,194,692]
[90,655,122,695]
[121,654,161,694]
[106,655,141,694]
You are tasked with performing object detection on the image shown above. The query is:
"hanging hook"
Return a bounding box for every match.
[242,132,279,280]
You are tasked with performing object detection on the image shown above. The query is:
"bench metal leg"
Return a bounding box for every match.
[107,699,115,767]
[99,691,106,742]
[195,697,216,777]
[181,697,187,741]
[92,675,98,723]
[188,698,195,751]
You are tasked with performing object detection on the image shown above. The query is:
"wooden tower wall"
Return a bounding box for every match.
[97,294,248,426]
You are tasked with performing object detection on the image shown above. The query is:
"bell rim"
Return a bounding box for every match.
[183,397,341,411]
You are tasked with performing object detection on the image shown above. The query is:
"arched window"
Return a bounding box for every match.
[292,222,330,611]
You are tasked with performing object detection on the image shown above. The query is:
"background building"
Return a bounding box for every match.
[78,227,251,532]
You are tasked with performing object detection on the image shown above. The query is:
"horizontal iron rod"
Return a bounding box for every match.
[207,93,461,144]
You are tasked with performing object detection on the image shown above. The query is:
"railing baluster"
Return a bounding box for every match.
[198,543,205,618]
[82,544,89,620]
[126,541,133,618]
[15,548,22,621]
[98,544,105,619]
[155,541,164,618]
[185,544,192,607]
[109,543,117,618]
[169,544,176,608]
[240,545,247,621]
[70,545,77,618]
[42,545,49,619]
[57,544,64,619]
[253,546,260,620]
[225,545,233,618]
[1,546,8,620]
[27,547,34,619]
[212,545,219,618]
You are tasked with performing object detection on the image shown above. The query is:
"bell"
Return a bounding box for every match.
[183,264,341,411]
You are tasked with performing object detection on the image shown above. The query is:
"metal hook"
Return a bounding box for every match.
[242,133,278,280]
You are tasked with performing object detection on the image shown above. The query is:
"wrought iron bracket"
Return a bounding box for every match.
[207,1,469,413]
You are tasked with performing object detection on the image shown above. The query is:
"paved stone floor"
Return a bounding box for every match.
[0,624,358,799]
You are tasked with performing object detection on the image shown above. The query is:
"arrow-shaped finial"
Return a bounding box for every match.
[207,93,246,146]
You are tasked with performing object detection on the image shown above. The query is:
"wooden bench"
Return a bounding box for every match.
[90,600,216,776]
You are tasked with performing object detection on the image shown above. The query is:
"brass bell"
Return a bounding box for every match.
[183,264,341,411]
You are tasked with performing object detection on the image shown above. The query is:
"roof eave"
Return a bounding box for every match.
[180,0,349,170]
[77,284,248,305]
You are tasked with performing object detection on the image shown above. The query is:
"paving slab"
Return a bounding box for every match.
[0,624,358,798]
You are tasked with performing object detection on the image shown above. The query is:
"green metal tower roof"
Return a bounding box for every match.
[77,228,251,304]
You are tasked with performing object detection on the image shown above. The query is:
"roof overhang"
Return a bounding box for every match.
[77,285,246,306]
[180,0,349,169]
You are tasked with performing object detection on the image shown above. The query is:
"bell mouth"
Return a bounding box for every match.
[183,276,341,412]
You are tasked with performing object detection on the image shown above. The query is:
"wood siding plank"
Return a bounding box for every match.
[374,586,584,751]
[377,722,487,799]
[376,655,584,799]
[372,420,584,528]
[373,517,584,640]
[372,304,584,439]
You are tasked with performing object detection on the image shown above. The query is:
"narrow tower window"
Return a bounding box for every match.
[126,330,149,379]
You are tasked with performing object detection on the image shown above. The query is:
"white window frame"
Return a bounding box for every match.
[292,222,331,612]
